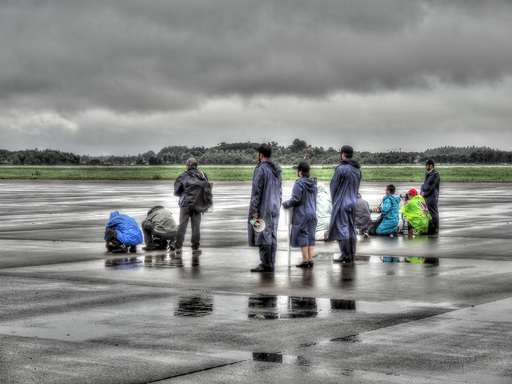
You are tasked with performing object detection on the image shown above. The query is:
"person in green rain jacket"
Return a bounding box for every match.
[400,189,431,235]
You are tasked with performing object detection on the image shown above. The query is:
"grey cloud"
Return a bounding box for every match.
[2,0,512,116]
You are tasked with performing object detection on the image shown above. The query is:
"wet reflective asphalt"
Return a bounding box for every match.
[1,179,512,383]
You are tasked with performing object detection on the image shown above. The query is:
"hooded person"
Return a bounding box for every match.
[315,183,332,240]
[248,143,283,272]
[371,184,401,236]
[283,161,318,268]
[328,145,362,263]
[401,189,432,235]
[104,211,143,253]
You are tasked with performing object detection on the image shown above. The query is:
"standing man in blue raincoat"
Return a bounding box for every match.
[420,159,440,234]
[249,143,282,272]
[328,145,362,263]
[283,161,317,268]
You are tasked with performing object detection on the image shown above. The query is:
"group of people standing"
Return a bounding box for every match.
[248,144,364,271]
[104,143,440,273]
[248,144,440,272]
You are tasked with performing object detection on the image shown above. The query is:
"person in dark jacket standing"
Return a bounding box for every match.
[283,161,317,268]
[173,158,208,255]
[328,145,362,263]
[420,158,440,234]
[249,144,282,272]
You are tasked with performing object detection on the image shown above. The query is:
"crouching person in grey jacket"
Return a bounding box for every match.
[141,206,178,251]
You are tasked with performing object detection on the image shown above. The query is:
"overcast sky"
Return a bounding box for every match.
[2,0,512,156]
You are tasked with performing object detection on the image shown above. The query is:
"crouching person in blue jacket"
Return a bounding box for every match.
[369,184,401,236]
[283,161,318,268]
[104,211,143,253]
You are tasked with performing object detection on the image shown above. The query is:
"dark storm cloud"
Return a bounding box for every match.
[2,0,512,115]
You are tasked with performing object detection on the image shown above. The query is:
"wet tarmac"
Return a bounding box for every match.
[1,179,512,383]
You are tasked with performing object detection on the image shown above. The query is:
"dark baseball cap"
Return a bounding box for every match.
[255,143,272,158]
[340,145,354,156]
[425,159,435,166]
[293,161,310,174]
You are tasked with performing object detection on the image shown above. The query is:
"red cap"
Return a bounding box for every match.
[408,189,418,196]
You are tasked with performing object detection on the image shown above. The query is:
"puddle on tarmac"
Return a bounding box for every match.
[104,255,441,270]
[169,293,455,321]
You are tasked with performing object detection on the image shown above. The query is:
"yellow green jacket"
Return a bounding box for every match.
[401,195,431,234]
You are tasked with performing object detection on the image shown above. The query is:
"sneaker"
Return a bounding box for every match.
[174,248,182,255]
[363,231,370,239]
[192,249,202,256]
[111,244,128,253]
[142,244,157,251]
[129,246,137,253]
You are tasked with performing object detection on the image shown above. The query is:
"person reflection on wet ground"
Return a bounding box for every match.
[330,299,356,310]
[404,257,439,265]
[174,295,214,317]
[382,256,401,263]
[288,297,318,318]
[104,257,141,269]
[248,295,278,320]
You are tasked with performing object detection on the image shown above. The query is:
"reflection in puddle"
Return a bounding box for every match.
[253,352,283,363]
[104,257,142,269]
[330,299,356,310]
[174,295,214,317]
[380,257,440,265]
[180,293,457,321]
[104,255,198,269]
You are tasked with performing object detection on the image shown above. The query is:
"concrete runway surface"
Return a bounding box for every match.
[0,179,511,383]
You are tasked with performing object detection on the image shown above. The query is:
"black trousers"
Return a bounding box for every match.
[174,207,202,250]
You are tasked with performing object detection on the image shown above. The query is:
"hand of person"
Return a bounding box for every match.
[253,213,259,219]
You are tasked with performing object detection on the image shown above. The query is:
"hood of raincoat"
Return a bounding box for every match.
[258,158,282,178]
[299,176,316,193]
[341,158,361,169]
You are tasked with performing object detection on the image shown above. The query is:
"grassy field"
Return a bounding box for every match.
[1,165,511,182]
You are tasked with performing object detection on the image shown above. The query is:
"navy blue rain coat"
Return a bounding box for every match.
[283,177,317,247]
[327,159,362,241]
[104,211,143,246]
[248,159,282,246]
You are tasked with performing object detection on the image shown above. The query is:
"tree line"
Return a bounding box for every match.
[1,141,511,166]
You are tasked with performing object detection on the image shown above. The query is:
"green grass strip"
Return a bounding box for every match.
[0,166,511,182]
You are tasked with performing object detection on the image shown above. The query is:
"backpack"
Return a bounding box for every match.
[184,171,213,213]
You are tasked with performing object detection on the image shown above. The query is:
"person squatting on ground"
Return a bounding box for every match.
[421,158,440,234]
[369,184,401,236]
[249,143,282,273]
[315,183,332,240]
[173,158,209,255]
[141,206,178,251]
[104,211,143,253]
[355,193,372,238]
[401,189,432,235]
[283,161,318,268]
[328,145,362,263]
